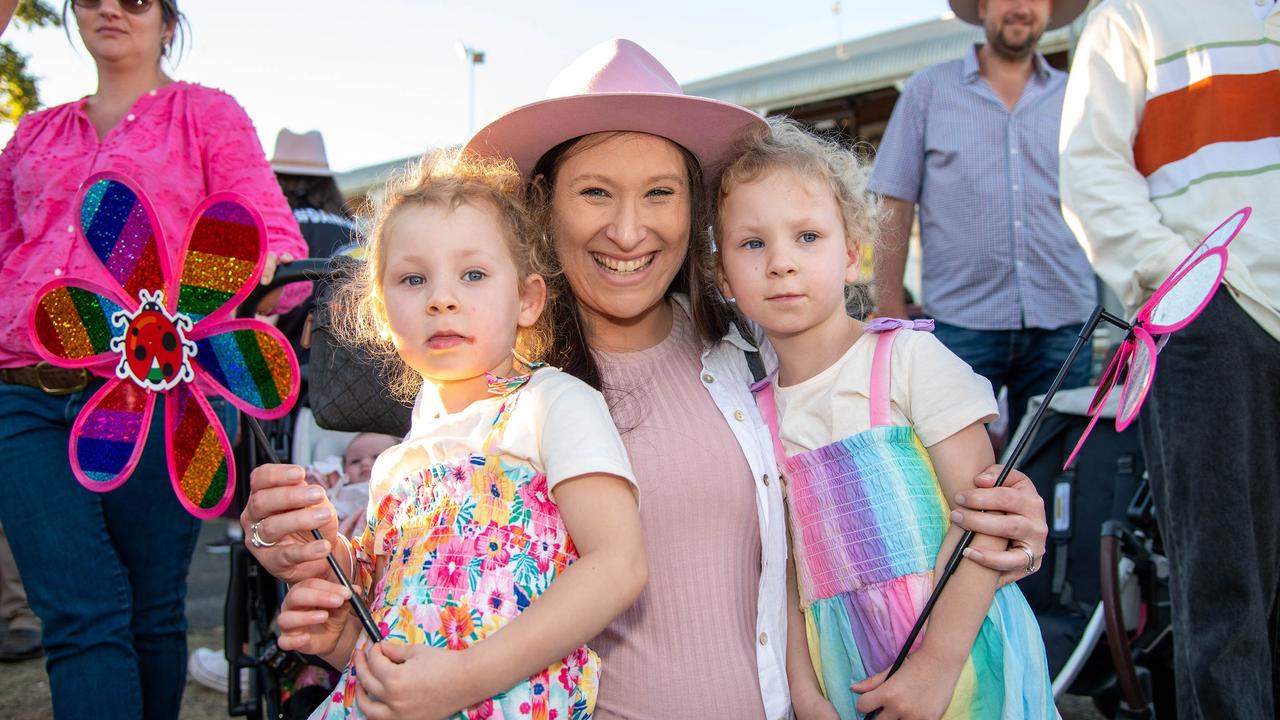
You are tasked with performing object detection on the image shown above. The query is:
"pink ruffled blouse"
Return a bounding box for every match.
[0,81,309,368]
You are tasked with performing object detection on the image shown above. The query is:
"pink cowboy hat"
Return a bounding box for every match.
[463,38,765,178]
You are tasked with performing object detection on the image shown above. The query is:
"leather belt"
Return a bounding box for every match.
[0,362,90,396]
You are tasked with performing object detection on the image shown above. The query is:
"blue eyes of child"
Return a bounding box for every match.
[739,233,818,250]
[401,271,486,286]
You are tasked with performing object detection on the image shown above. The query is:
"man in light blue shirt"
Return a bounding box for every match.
[870,0,1095,435]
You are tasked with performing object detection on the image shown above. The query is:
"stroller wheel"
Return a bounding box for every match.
[1089,662,1177,720]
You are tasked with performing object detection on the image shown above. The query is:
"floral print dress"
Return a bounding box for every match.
[316,377,600,719]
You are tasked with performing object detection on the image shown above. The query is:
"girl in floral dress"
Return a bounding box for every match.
[276,151,646,720]
[715,119,1052,719]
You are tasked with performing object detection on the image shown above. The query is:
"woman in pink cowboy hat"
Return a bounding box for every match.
[241,39,1050,719]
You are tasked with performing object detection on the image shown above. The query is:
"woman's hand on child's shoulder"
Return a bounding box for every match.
[353,641,472,720]
[240,463,342,585]
[276,577,352,657]
[949,463,1048,588]
[852,648,960,720]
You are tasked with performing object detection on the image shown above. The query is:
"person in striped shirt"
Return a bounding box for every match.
[869,0,1096,441]
[1060,1,1280,717]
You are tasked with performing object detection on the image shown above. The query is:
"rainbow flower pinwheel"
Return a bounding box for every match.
[27,172,300,518]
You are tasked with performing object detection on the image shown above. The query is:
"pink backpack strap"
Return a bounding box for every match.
[865,317,935,428]
[750,375,789,464]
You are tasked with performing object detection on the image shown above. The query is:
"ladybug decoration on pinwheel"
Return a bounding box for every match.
[113,288,197,391]
[27,172,300,519]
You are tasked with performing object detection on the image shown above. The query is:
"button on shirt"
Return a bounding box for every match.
[870,47,1096,331]
[699,322,790,720]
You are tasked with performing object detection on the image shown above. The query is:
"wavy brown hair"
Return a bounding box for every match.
[332,149,550,401]
[525,132,737,392]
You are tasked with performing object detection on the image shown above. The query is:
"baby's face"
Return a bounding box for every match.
[343,434,398,485]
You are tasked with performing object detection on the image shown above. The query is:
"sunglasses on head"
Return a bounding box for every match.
[72,0,156,14]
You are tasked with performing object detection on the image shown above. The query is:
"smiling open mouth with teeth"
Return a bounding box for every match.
[592,253,656,274]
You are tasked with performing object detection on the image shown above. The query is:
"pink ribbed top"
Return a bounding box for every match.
[591,304,765,719]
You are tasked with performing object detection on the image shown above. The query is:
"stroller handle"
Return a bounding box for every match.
[236,257,340,319]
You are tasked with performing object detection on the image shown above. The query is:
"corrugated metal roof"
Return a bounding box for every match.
[335,155,418,199]
[684,14,1074,112]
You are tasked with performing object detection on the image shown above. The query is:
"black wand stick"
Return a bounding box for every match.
[865,305,1127,718]
[246,416,382,643]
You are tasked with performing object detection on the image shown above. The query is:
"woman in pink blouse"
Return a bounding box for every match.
[0,1,306,717]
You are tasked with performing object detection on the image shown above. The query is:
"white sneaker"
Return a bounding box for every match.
[189,647,249,694]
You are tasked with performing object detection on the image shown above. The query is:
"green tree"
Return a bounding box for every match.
[2,0,61,125]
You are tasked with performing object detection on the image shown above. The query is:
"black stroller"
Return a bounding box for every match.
[1009,386,1176,719]
[223,258,410,719]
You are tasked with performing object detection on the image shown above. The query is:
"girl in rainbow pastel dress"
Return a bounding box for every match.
[276,151,646,720]
[715,118,1053,720]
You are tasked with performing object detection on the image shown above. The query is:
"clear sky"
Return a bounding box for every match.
[3,0,951,171]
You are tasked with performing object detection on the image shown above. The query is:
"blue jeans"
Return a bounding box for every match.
[0,380,232,719]
[932,321,1091,436]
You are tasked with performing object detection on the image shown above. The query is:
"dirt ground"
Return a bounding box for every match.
[0,520,235,720]
[0,626,227,720]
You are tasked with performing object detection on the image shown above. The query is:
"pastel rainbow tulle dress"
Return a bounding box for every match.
[755,326,1054,719]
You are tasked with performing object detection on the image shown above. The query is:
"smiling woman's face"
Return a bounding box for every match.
[549,132,692,346]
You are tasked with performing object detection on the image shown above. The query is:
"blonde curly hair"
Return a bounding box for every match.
[716,116,881,255]
[332,149,550,401]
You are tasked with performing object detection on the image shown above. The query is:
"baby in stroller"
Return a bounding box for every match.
[304,433,398,538]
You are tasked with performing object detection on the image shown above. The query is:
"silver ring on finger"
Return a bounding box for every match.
[1016,544,1037,574]
[250,520,277,549]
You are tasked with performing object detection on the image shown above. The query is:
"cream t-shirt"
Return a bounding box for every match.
[773,329,998,457]
[369,368,638,507]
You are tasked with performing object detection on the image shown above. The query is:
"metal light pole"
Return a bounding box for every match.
[455,42,486,135]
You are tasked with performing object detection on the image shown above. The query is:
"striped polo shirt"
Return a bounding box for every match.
[871,46,1096,332]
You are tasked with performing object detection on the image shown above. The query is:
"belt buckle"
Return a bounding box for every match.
[35,362,89,396]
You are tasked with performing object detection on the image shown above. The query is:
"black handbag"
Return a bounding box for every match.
[307,256,412,438]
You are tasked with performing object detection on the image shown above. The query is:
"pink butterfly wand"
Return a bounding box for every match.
[866,207,1250,717]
